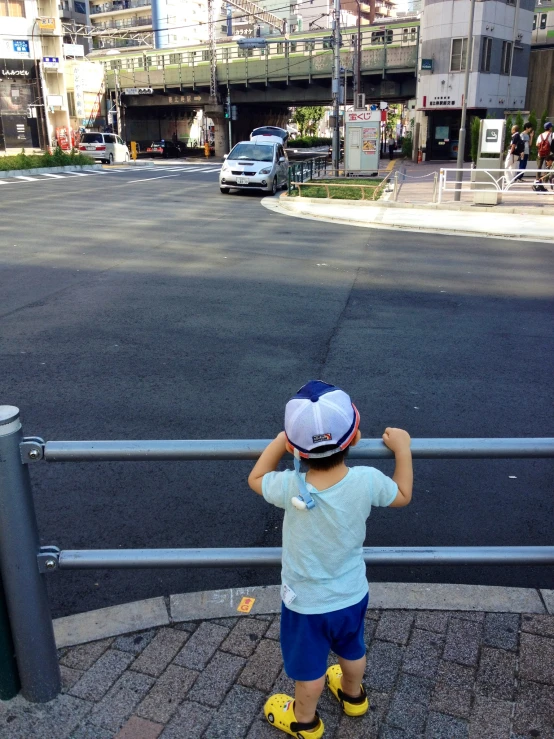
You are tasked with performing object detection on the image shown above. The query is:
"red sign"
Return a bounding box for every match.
[348,111,377,121]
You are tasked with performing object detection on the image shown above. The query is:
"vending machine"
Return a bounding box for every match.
[344,109,381,175]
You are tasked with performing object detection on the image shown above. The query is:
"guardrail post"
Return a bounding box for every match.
[438,169,444,204]
[393,171,398,201]
[432,171,438,203]
[0,407,60,702]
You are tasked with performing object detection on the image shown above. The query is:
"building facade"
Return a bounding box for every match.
[415,0,534,159]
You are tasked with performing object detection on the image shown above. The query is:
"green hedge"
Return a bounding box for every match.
[288,136,331,148]
[0,147,94,172]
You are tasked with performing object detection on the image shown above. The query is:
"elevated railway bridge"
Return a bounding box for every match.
[94,19,420,153]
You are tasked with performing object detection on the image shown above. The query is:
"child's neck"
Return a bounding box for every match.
[305,462,349,491]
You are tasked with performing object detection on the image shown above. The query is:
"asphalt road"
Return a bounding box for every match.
[1,161,553,618]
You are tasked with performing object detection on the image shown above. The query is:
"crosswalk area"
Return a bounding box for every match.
[0,163,222,187]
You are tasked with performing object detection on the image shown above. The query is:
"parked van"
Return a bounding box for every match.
[78,133,130,164]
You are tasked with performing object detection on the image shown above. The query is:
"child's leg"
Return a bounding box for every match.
[338,654,366,698]
[294,675,326,723]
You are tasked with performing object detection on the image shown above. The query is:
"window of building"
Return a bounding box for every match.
[201,49,210,61]
[481,36,492,72]
[289,41,297,53]
[450,37,468,72]
[501,40,512,74]
[276,42,284,53]
[169,53,181,64]
[306,40,315,51]
[322,39,331,50]
[506,0,515,6]
[238,47,253,57]
[0,0,26,17]
[74,1,87,13]
[540,13,547,29]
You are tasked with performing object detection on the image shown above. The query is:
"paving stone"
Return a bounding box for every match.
[0,697,37,739]
[512,678,554,736]
[132,628,188,677]
[159,700,214,739]
[70,723,113,739]
[136,664,199,724]
[425,711,469,739]
[380,727,422,739]
[403,628,445,679]
[335,690,389,738]
[519,632,554,685]
[450,612,485,623]
[173,621,198,633]
[60,665,84,692]
[521,613,554,638]
[187,650,246,707]
[264,616,280,640]
[246,719,285,738]
[443,618,482,667]
[386,673,434,734]
[254,614,274,622]
[69,649,134,701]
[468,696,512,739]
[238,638,283,691]
[430,661,475,720]
[0,694,92,739]
[271,668,295,696]
[113,629,157,655]
[366,609,381,620]
[59,638,114,670]
[173,622,230,671]
[364,617,377,648]
[89,671,155,732]
[204,684,265,739]
[414,612,450,634]
[365,640,404,691]
[375,611,414,645]
[115,715,163,739]
[209,617,240,628]
[220,617,268,657]
[483,613,520,652]
[476,647,516,700]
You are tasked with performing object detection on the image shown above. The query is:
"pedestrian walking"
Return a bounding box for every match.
[387,134,395,160]
[515,121,533,181]
[536,122,553,171]
[248,380,413,738]
[504,125,524,186]
[532,155,554,192]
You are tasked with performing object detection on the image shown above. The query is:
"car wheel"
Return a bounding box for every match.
[271,177,277,195]
[220,187,230,194]
[108,154,114,165]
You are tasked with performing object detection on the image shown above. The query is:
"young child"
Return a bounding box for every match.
[248,380,413,738]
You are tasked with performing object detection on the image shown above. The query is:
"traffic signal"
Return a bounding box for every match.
[224,98,231,119]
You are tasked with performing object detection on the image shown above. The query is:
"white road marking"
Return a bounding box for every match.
[41,173,65,178]
[0,180,8,184]
[203,168,223,173]
[64,171,88,177]
[127,174,179,183]
[84,169,107,174]
[15,175,38,181]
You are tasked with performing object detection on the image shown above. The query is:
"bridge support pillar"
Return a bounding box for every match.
[204,104,229,158]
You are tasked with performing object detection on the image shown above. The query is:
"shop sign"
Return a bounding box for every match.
[43,56,60,69]
[13,40,30,54]
[123,87,153,95]
[38,17,56,31]
[64,44,85,58]
[421,58,433,71]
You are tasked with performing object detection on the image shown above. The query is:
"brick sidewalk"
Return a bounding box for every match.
[2,608,554,738]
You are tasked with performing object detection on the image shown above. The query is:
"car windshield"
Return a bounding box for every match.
[229,143,274,162]
[251,127,286,140]
[81,133,103,143]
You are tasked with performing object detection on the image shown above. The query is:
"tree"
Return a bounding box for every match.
[528,110,538,160]
[504,114,513,152]
[470,116,481,164]
[514,111,524,133]
[293,106,325,137]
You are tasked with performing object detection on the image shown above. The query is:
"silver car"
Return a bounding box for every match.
[219,138,288,195]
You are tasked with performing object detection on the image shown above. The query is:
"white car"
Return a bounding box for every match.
[78,133,130,164]
[219,139,288,195]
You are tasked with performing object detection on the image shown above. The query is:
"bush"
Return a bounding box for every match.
[470,116,481,164]
[401,131,413,158]
[0,147,94,171]
[289,136,331,148]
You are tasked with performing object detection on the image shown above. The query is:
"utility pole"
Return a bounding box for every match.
[332,0,341,176]
[454,0,476,201]
[208,0,217,102]
[356,0,361,98]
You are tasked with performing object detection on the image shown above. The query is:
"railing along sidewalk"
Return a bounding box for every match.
[0,405,553,703]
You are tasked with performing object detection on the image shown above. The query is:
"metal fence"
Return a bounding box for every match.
[437,167,554,202]
[287,156,329,195]
[1,404,553,703]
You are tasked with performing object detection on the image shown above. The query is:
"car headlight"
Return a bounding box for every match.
[258,167,272,174]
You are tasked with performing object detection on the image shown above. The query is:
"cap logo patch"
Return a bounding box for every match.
[312,433,332,443]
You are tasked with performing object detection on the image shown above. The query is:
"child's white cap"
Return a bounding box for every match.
[284,380,360,459]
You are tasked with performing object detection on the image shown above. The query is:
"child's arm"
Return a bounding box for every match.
[248,432,288,496]
[382,427,413,507]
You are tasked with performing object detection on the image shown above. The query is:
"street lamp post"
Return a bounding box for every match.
[454,0,477,201]
[332,0,341,176]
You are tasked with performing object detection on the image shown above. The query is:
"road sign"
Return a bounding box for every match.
[123,88,153,95]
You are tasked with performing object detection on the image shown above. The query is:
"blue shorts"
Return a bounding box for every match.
[280,593,369,682]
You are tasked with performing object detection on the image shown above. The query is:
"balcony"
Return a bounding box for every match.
[93,15,152,30]
[90,0,151,15]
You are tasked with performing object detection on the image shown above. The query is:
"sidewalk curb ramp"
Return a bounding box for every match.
[265,193,554,242]
[54,583,554,648]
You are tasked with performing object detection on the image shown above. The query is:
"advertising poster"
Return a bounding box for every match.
[362,126,378,154]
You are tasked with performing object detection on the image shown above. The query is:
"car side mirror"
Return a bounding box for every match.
[279,156,285,162]
[223,154,228,160]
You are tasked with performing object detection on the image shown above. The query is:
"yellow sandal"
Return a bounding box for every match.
[263,694,325,738]
[325,665,369,717]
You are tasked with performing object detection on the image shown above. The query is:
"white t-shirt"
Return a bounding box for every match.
[262,466,398,614]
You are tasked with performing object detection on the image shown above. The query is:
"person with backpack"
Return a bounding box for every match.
[532,155,554,192]
[504,125,524,186]
[536,122,553,171]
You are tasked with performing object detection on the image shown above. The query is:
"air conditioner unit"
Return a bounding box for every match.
[355,93,366,109]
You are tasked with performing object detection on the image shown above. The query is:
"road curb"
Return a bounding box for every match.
[0,164,103,179]
[53,583,554,648]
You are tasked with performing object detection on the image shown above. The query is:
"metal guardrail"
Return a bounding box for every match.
[438,167,554,203]
[0,404,553,704]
